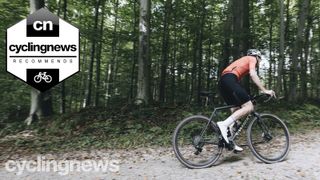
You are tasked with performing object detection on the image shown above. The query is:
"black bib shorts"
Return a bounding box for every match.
[218,73,251,106]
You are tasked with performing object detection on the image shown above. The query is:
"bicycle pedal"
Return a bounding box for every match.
[233,149,243,154]
[218,140,224,148]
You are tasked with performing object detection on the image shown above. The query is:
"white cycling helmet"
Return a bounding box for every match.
[247,49,261,58]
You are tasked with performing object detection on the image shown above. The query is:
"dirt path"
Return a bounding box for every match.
[0,130,319,180]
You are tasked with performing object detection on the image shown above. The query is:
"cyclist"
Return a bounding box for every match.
[217,49,275,152]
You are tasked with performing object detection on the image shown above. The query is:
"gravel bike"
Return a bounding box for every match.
[172,94,290,168]
[34,72,52,83]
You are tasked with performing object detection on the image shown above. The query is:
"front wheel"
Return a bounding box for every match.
[247,114,290,163]
[172,115,223,168]
[45,75,52,83]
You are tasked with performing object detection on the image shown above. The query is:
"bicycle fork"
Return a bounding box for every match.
[254,114,273,141]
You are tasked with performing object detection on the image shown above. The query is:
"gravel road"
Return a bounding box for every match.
[0,130,319,180]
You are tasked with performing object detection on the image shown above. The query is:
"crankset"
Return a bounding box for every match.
[225,140,235,151]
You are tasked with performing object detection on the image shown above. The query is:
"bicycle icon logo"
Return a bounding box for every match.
[34,72,52,83]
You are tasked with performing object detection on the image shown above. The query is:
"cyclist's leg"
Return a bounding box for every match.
[217,74,238,143]
[223,78,253,121]
[229,107,239,131]
[229,101,253,120]
[228,107,243,151]
[218,101,253,143]
[229,107,240,136]
[229,107,239,133]
[218,74,238,106]
[230,107,239,113]
[217,75,253,143]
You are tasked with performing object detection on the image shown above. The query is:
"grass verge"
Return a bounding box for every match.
[0,101,320,156]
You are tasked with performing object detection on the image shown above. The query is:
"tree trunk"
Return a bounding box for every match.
[288,0,310,102]
[284,0,291,44]
[219,0,232,78]
[317,29,320,97]
[79,37,88,110]
[190,37,197,104]
[68,81,74,111]
[301,14,312,99]
[282,0,291,98]
[29,0,44,12]
[25,0,53,125]
[189,0,207,105]
[196,0,206,105]
[232,0,251,93]
[315,19,320,98]
[242,0,251,93]
[25,89,53,125]
[206,19,213,91]
[232,0,242,59]
[129,0,139,102]
[185,32,192,103]
[83,0,101,107]
[105,0,119,106]
[268,6,274,89]
[182,32,190,104]
[276,0,285,95]
[136,0,151,105]
[159,0,172,103]
[94,0,106,107]
[232,0,250,57]
[170,4,178,104]
[60,0,67,113]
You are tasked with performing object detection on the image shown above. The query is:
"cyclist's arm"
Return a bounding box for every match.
[249,69,267,92]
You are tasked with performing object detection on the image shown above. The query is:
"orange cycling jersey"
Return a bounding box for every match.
[222,56,257,80]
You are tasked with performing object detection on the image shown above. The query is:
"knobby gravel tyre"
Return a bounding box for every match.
[172,115,223,169]
[247,114,290,163]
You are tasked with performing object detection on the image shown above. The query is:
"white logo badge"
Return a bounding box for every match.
[6,8,79,92]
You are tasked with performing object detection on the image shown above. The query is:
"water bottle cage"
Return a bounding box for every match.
[227,128,231,137]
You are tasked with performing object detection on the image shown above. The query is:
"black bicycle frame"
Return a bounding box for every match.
[200,104,265,143]
[199,105,236,138]
[229,112,260,141]
[199,105,236,137]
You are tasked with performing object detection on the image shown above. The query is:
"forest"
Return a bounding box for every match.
[1,0,320,149]
[1,0,320,179]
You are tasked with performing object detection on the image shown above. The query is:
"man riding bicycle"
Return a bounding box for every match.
[217,49,275,152]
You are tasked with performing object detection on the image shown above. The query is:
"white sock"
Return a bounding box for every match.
[222,116,235,127]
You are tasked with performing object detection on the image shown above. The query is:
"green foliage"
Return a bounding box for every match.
[0,0,30,123]
[1,0,320,156]
[1,102,320,154]
[256,101,320,131]
[1,0,320,118]
[285,104,320,125]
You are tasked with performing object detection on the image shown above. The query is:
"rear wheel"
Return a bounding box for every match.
[172,115,223,168]
[34,75,41,83]
[247,114,290,163]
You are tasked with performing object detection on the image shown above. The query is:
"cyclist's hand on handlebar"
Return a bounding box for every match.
[263,90,276,98]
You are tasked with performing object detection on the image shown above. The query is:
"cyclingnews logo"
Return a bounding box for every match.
[6,8,79,92]
[4,155,120,176]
